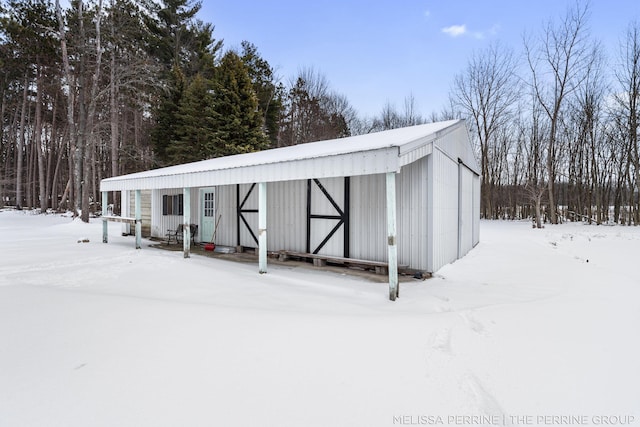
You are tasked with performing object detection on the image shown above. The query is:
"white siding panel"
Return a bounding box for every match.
[211,181,308,252]
[149,188,198,240]
[309,177,345,256]
[473,175,481,246]
[433,124,480,175]
[350,163,429,269]
[350,174,387,262]
[268,180,306,253]
[310,178,344,216]
[459,166,474,257]
[102,147,402,192]
[431,148,459,272]
[396,158,429,270]
[121,190,130,234]
[214,185,238,247]
[140,154,466,273]
[399,142,433,167]
[238,184,259,248]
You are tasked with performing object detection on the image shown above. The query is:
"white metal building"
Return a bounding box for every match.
[100,119,480,300]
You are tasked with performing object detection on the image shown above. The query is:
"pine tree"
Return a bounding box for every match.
[167,73,217,164]
[145,0,221,165]
[151,64,186,163]
[211,51,268,156]
[240,41,282,147]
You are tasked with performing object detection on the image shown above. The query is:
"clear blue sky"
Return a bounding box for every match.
[199,1,639,118]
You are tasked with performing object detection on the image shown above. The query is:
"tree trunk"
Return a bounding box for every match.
[80,0,103,223]
[34,66,47,211]
[535,192,543,229]
[0,90,5,207]
[16,73,28,209]
[110,47,120,212]
[56,0,78,215]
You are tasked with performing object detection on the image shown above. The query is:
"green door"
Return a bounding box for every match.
[200,188,216,243]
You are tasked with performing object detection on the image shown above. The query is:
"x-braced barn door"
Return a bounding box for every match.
[306,177,350,257]
[237,183,258,247]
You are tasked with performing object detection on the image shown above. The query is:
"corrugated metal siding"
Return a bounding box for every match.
[149,188,198,240]
[101,147,401,192]
[137,154,471,273]
[268,180,307,252]
[133,151,475,274]
[138,160,445,273]
[120,190,130,234]
[459,165,474,257]
[309,177,345,256]
[211,181,308,252]
[238,184,259,248]
[349,163,429,270]
[214,185,239,247]
[350,174,387,263]
[430,148,459,272]
[473,175,480,246]
[397,158,429,270]
[433,123,480,175]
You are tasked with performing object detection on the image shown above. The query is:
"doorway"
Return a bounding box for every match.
[200,188,216,243]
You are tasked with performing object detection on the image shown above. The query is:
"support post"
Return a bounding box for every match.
[135,189,141,249]
[386,172,398,301]
[183,187,191,258]
[258,182,267,274]
[102,191,108,243]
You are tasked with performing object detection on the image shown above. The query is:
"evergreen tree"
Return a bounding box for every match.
[167,73,217,164]
[211,51,269,156]
[240,41,282,147]
[144,0,202,72]
[151,63,186,162]
[145,0,221,165]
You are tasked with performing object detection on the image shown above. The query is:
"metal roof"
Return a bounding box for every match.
[100,119,475,191]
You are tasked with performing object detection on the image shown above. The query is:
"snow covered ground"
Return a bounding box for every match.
[0,210,638,427]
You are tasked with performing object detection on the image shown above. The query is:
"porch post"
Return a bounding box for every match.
[258,181,267,274]
[386,172,398,301]
[183,187,191,258]
[135,189,141,249]
[102,191,108,243]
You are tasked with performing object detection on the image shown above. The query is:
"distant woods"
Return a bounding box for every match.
[0,0,360,220]
[0,1,639,226]
[451,4,640,226]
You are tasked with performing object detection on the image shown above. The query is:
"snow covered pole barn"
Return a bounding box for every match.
[99,119,480,300]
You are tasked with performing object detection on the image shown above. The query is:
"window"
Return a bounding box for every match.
[162,194,183,216]
[204,192,215,217]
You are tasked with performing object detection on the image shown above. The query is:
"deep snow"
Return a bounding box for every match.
[0,210,638,427]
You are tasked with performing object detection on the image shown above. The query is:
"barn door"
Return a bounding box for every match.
[306,177,350,257]
[236,183,259,248]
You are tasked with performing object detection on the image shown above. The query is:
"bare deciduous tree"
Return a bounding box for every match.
[612,21,640,225]
[525,1,596,224]
[452,41,519,219]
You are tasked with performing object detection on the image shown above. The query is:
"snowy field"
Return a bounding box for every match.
[0,210,638,427]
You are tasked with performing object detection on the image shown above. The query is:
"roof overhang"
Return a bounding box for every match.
[100,119,466,192]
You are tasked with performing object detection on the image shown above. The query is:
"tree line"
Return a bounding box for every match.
[1,1,639,227]
[0,0,366,220]
[450,3,640,226]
